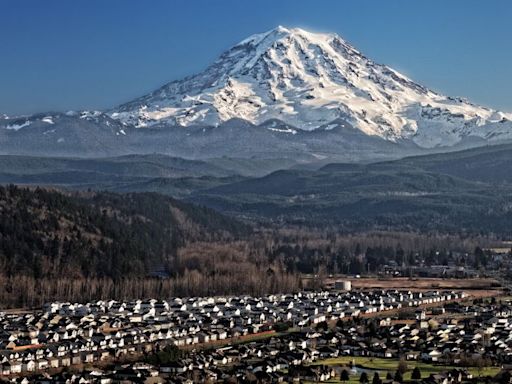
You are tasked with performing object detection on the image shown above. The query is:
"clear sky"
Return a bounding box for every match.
[1,0,511,115]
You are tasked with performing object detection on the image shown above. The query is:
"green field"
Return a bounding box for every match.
[307,356,500,383]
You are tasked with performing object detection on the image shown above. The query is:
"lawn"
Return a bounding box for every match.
[310,356,500,381]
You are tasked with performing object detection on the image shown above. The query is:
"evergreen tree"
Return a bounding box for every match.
[411,367,422,380]
[500,371,511,384]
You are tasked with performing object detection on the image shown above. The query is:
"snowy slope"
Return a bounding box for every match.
[111,26,512,148]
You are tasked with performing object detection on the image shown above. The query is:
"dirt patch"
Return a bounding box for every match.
[343,277,500,291]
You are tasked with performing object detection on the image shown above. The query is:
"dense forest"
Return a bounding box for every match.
[0,185,249,279]
[0,185,506,308]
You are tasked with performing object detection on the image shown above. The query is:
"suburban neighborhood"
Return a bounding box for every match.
[2,287,511,383]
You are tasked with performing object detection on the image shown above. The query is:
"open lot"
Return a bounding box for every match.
[339,277,500,291]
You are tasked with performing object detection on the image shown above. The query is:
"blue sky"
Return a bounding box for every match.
[1,0,511,115]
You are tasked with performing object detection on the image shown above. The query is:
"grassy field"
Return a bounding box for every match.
[308,356,500,383]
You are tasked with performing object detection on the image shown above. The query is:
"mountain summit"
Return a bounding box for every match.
[111,26,511,148]
[1,26,511,161]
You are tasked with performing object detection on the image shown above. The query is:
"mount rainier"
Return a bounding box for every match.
[1,26,511,161]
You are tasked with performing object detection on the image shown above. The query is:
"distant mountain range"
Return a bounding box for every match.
[189,143,512,232]
[1,143,511,234]
[1,26,511,163]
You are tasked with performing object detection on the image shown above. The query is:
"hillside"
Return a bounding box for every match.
[392,143,512,184]
[192,167,512,234]
[188,143,512,233]
[0,185,248,280]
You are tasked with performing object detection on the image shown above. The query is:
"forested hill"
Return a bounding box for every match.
[0,185,249,280]
[190,144,512,235]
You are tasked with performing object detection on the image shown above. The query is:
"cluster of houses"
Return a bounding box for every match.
[0,289,474,382]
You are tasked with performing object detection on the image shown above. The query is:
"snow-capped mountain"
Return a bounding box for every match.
[111,26,512,148]
[1,26,511,162]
